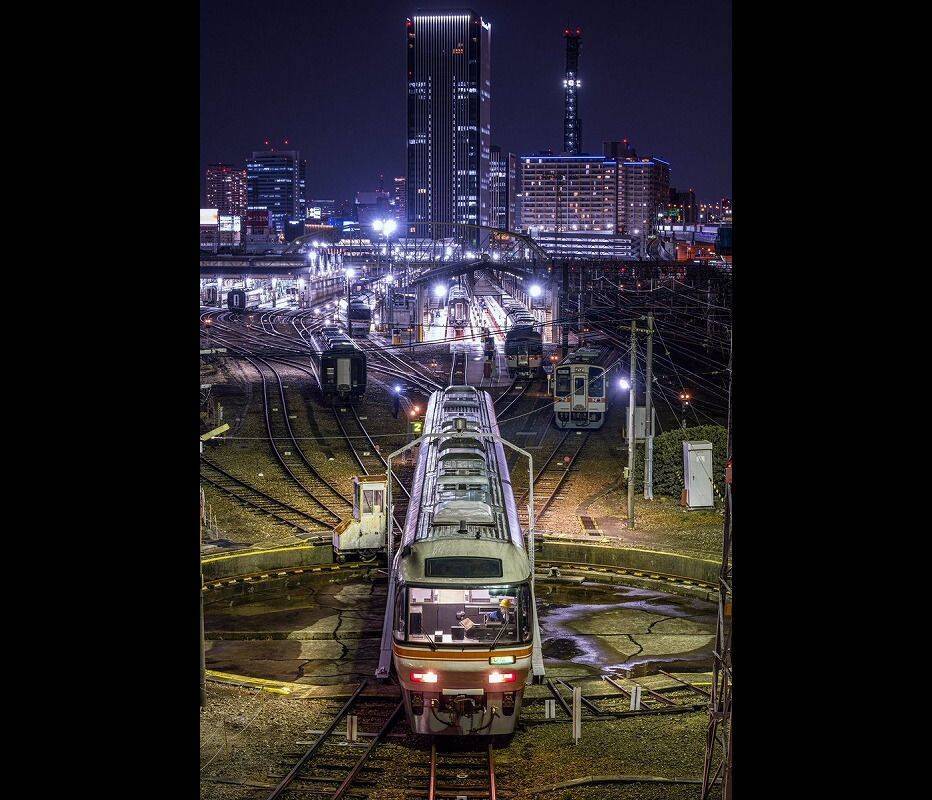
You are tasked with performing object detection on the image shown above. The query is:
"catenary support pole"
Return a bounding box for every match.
[627,320,637,528]
[644,313,654,500]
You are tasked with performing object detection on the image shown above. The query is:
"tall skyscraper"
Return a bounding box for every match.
[246,146,307,237]
[520,155,616,233]
[489,146,517,231]
[563,27,582,155]
[205,164,247,217]
[618,156,671,236]
[406,10,491,241]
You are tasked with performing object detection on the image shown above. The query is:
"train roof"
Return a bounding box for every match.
[397,385,529,585]
[559,346,604,365]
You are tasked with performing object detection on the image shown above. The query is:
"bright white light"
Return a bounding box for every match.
[346,268,357,279]
[372,219,384,232]
[433,284,448,299]
[529,284,542,298]
[633,229,640,235]
[618,377,630,391]
[312,240,319,247]
[383,219,397,236]
[445,246,453,258]
[385,274,395,284]
[394,385,402,394]
[465,250,475,259]
[491,252,501,261]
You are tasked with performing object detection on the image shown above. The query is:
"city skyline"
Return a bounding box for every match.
[200,0,732,207]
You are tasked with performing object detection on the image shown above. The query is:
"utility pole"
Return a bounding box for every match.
[627,319,637,528]
[644,313,654,500]
[199,519,207,709]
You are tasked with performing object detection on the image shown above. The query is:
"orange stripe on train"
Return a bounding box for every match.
[392,643,533,661]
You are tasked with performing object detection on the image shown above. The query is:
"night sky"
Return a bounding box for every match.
[200,0,731,206]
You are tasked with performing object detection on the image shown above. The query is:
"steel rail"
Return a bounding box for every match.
[264,680,368,800]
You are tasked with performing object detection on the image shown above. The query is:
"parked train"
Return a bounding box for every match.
[553,346,609,429]
[309,324,367,403]
[347,291,374,338]
[227,287,268,312]
[447,285,470,334]
[382,385,541,735]
[500,294,543,378]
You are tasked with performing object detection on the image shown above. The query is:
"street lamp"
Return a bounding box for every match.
[433,283,448,299]
[529,284,542,299]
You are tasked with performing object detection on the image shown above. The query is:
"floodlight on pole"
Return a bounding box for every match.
[372,219,384,233]
[529,284,543,298]
[433,284,448,299]
[346,268,357,279]
[383,219,397,236]
[618,377,630,391]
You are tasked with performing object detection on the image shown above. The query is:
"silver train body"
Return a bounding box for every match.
[553,346,608,429]
[448,285,470,331]
[347,291,374,337]
[501,294,542,378]
[387,386,537,735]
[227,287,268,312]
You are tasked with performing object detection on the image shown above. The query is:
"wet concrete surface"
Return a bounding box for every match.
[204,572,716,684]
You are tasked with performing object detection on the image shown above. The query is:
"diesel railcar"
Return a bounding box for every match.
[226,287,267,312]
[382,385,543,735]
[501,295,542,378]
[447,285,470,333]
[553,346,608,429]
[309,325,367,403]
[347,291,374,338]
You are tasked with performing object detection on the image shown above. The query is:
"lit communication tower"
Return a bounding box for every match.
[563,27,582,154]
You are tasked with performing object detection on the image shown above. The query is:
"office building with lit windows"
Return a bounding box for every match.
[489,146,517,231]
[246,148,307,236]
[618,156,670,236]
[520,155,616,234]
[206,164,247,218]
[405,10,491,241]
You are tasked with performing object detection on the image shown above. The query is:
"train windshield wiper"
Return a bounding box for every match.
[489,620,511,650]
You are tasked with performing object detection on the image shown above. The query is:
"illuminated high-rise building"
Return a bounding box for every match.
[618,155,671,236]
[405,10,491,241]
[563,27,582,155]
[489,146,517,231]
[520,154,616,233]
[246,144,307,237]
[205,164,247,218]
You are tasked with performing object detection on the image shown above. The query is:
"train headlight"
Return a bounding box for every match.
[411,671,438,684]
[488,671,516,684]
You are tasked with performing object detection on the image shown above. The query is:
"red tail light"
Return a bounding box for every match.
[411,671,438,684]
[488,671,515,684]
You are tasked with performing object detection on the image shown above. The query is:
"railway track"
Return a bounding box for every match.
[204,327,352,524]
[199,456,331,537]
[426,742,498,800]
[517,430,590,530]
[264,680,405,800]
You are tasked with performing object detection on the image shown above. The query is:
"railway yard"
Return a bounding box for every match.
[199,267,731,799]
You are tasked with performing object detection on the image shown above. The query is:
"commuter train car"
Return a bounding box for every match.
[347,291,374,337]
[553,346,608,429]
[383,385,543,735]
[501,294,542,378]
[447,285,470,334]
[309,325,367,403]
[227,287,267,312]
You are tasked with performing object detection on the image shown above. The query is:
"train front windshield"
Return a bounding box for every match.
[396,585,532,646]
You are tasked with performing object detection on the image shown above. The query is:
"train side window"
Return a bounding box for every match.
[556,368,571,395]
[393,584,406,641]
[518,584,532,642]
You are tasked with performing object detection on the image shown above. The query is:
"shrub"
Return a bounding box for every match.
[629,425,727,499]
